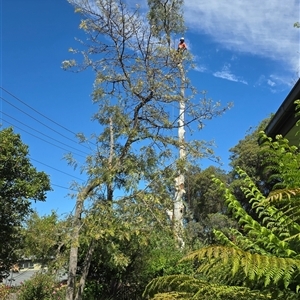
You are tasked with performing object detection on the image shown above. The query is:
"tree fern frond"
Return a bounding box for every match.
[213,229,240,249]
[259,131,300,189]
[143,274,276,300]
[150,292,193,299]
[181,246,300,289]
[266,188,300,203]
[193,284,271,300]
[284,232,300,243]
[228,228,269,255]
[143,275,202,299]
[213,174,297,256]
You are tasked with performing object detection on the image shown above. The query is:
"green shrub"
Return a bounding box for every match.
[17,273,66,300]
[0,284,11,299]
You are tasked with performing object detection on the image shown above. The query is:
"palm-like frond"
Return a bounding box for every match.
[149,292,193,299]
[266,188,300,202]
[143,274,286,299]
[145,127,300,299]
[143,275,203,299]
[214,228,269,255]
[259,131,300,189]
[212,176,296,257]
[237,168,300,242]
[181,246,300,289]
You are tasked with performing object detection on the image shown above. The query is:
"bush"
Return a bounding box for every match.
[0,284,11,299]
[17,273,66,300]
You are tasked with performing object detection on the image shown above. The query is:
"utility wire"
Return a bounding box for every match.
[0,90,90,183]
[0,87,92,208]
[51,183,79,192]
[2,118,86,158]
[30,157,85,182]
[2,111,89,156]
[1,117,86,185]
[0,95,92,150]
[1,86,95,147]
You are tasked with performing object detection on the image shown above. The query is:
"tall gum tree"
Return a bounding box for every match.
[64,0,232,299]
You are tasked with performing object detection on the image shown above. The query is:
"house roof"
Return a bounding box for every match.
[4,270,38,286]
[3,269,68,287]
[265,78,300,145]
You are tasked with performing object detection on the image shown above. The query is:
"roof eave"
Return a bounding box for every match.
[265,78,300,138]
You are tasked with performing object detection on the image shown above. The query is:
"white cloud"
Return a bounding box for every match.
[255,73,295,92]
[267,79,276,87]
[184,0,300,72]
[213,63,248,84]
[194,65,206,72]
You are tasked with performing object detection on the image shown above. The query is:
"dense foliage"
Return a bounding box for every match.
[0,127,51,278]
[143,130,300,299]
[228,117,272,211]
[22,211,71,270]
[17,273,66,300]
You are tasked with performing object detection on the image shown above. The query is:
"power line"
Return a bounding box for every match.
[0,87,94,211]
[1,86,97,147]
[1,86,84,139]
[51,183,79,192]
[30,157,85,182]
[2,111,89,155]
[1,119,86,158]
[0,95,90,150]
[0,88,91,183]
[0,87,100,180]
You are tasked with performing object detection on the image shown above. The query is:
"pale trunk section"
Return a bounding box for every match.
[173,62,185,248]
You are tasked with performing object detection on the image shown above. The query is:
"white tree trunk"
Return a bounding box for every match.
[173,62,186,248]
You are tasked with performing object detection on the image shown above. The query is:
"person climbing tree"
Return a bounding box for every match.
[176,37,187,64]
[177,37,187,52]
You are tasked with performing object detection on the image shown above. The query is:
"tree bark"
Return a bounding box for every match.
[66,119,115,300]
[66,182,98,300]
[75,240,95,300]
[173,62,186,248]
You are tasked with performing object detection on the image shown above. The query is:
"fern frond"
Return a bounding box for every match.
[228,228,269,255]
[193,284,271,300]
[266,188,300,203]
[143,275,201,299]
[143,275,286,300]
[143,274,279,299]
[150,292,193,299]
[284,232,300,243]
[214,171,300,256]
[181,246,300,289]
[259,131,300,189]
[213,229,240,249]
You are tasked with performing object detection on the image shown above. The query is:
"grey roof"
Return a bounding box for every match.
[4,270,68,287]
[265,78,300,145]
[4,270,38,287]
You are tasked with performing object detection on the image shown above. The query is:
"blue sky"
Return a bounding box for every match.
[1,0,299,216]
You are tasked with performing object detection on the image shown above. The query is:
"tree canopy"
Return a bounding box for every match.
[63,0,232,298]
[0,127,51,277]
[21,211,71,269]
